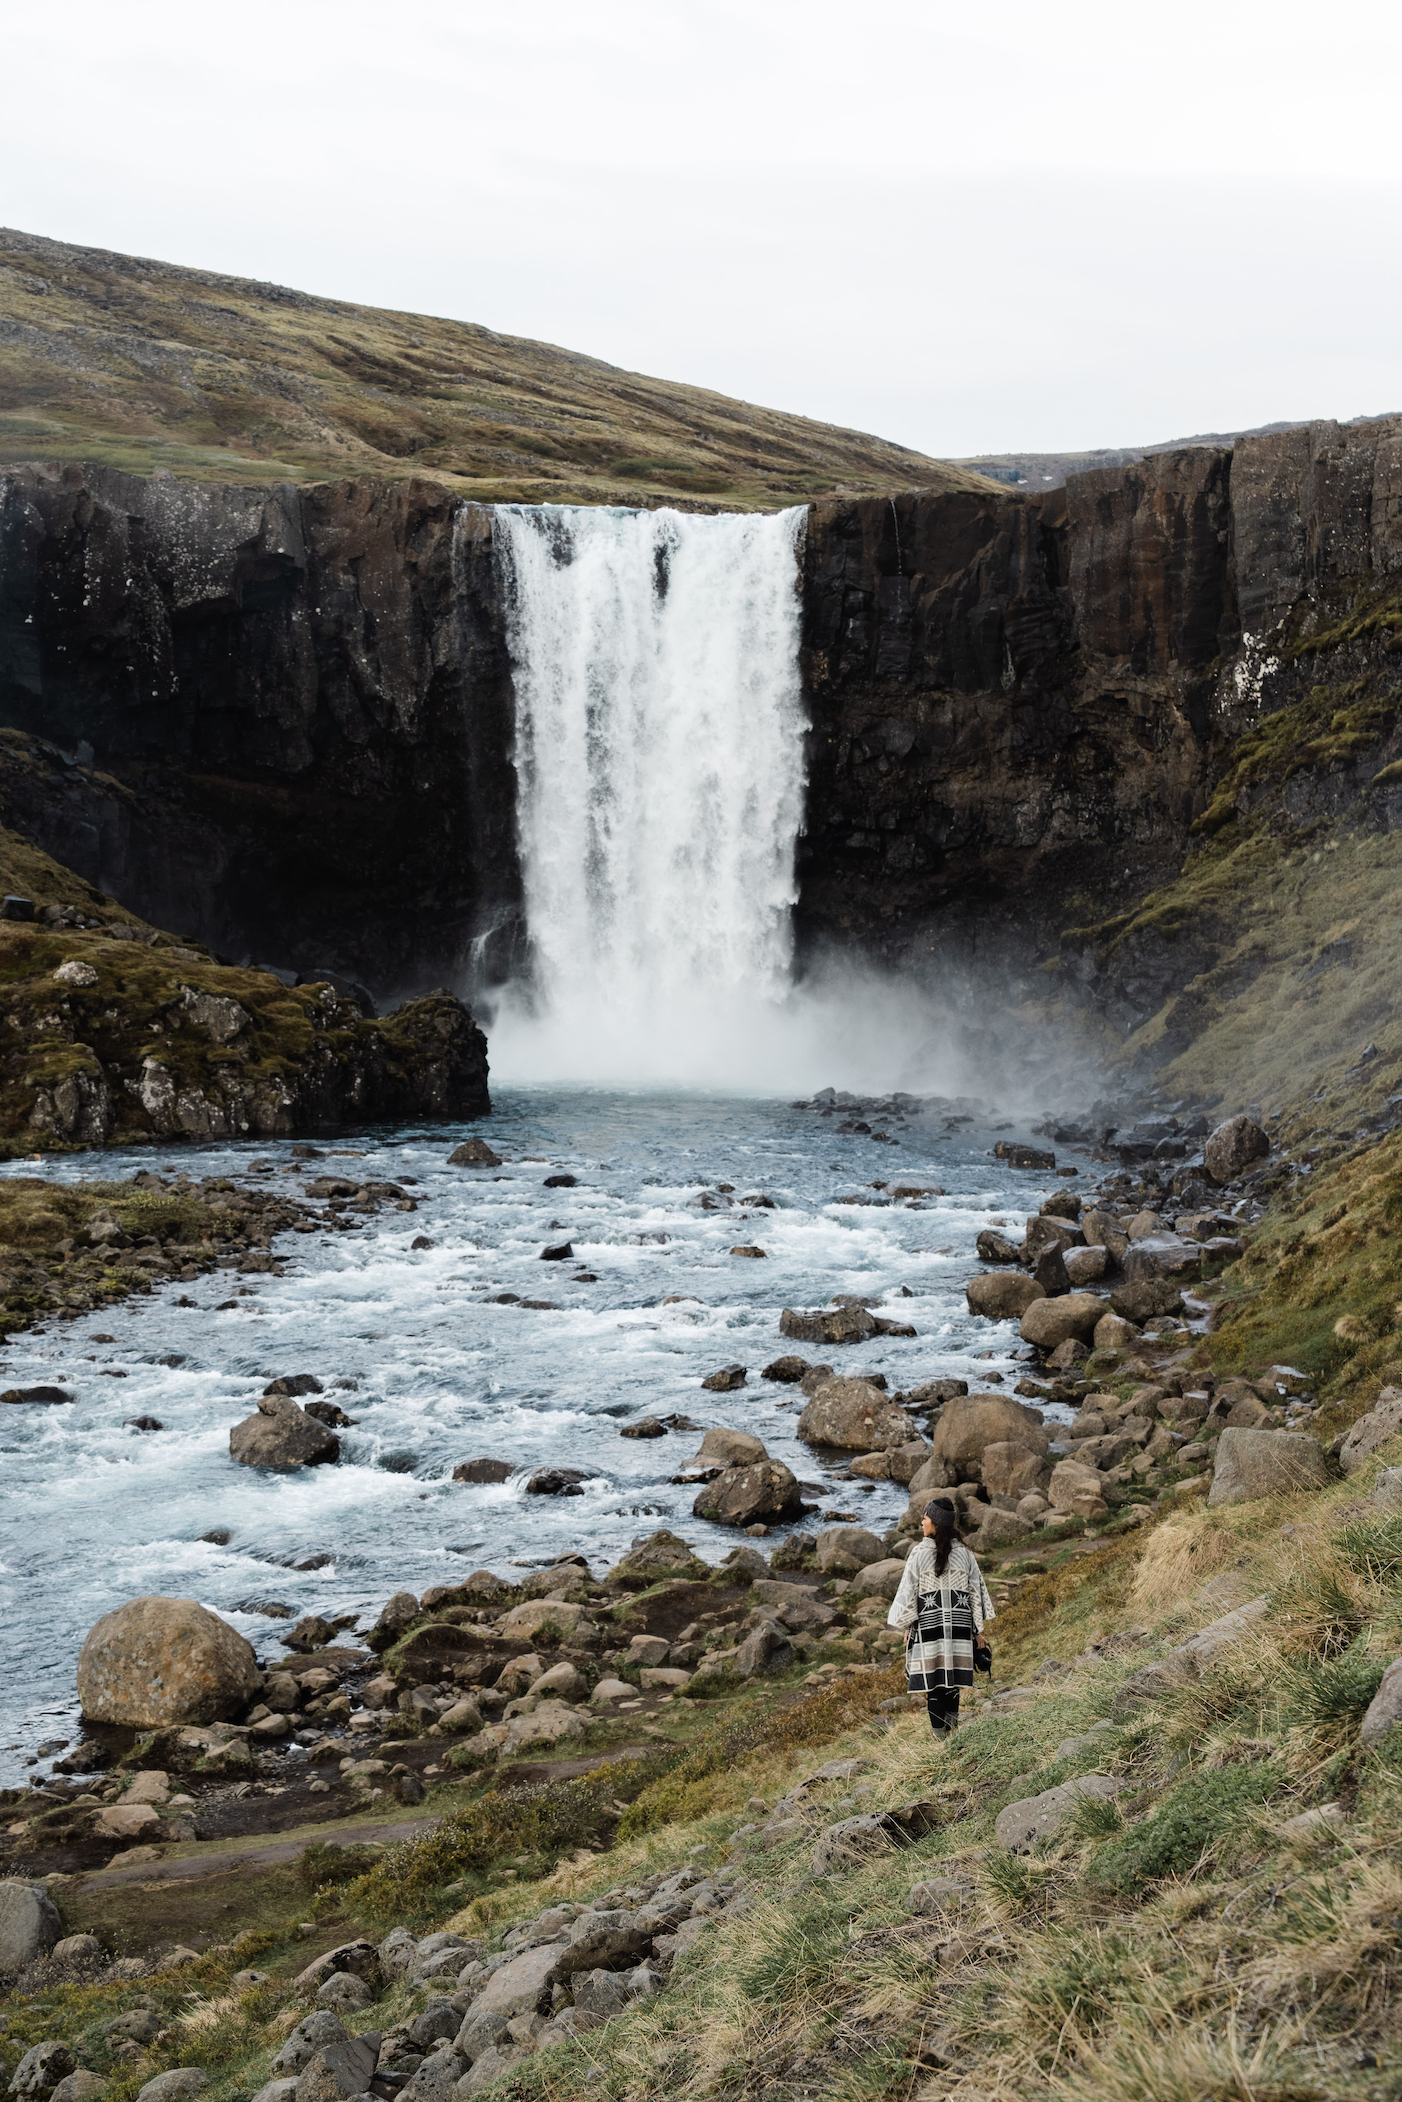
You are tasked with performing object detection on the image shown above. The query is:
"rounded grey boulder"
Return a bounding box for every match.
[0,1881,62,1973]
[1208,1427,1333,1506]
[1204,1115,1269,1185]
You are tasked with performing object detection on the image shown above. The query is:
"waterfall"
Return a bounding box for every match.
[490,503,808,1082]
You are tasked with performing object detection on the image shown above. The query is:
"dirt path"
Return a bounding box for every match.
[74,1815,435,1892]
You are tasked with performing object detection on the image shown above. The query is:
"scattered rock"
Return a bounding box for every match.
[1064,1245,1108,1286]
[1113,1598,1269,1713]
[10,2045,77,2097]
[966,1273,1046,1320]
[780,1305,878,1346]
[995,1775,1122,1852]
[1208,1429,1333,1506]
[1,1385,73,1406]
[525,1468,589,1496]
[539,1243,573,1262]
[229,1395,340,1473]
[452,1458,515,1483]
[1108,1279,1184,1324]
[1339,1389,1402,1474]
[975,1230,1021,1263]
[76,1596,260,1725]
[693,1459,803,1527]
[1360,1656,1402,1748]
[1019,1294,1106,1351]
[700,1365,747,1391]
[449,1139,502,1167]
[1047,1458,1109,1520]
[931,1394,1049,1476]
[729,1246,767,1259]
[0,1882,62,1971]
[134,2074,207,2102]
[619,1417,667,1438]
[762,1355,809,1382]
[605,1530,710,1588]
[1203,1115,1269,1185]
[907,1877,970,1915]
[50,2077,106,2102]
[690,1427,767,1467]
[814,1525,885,1573]
[979,1442,1050,1499]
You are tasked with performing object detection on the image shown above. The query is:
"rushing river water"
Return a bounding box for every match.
[0,1087,1072,1780]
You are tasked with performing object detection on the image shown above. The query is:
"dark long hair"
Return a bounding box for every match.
[924,1498,957,1575]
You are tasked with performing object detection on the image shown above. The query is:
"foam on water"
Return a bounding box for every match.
[0,1089,1063,1778]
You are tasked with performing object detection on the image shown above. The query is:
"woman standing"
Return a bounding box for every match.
[886,1498,995,1735]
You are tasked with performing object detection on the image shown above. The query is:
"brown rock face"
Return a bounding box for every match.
[77,1595,261,1724]
[930,1395,1050,1479]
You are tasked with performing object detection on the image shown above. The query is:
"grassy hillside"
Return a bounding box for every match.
[0,227,993,511]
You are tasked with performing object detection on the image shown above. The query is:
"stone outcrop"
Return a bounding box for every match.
[76,1596,261,1725]
[795,1379,917,1451]
[1208,1428,1334,1506]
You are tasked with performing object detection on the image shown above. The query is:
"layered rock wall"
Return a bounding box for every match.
[1,419,1398,1001]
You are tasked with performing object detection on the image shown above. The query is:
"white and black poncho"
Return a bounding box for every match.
[885,1538,996,1692]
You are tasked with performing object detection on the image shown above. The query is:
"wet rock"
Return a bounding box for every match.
[966,1272,1045,1319]
[995,1775,1122,1853]
[449,1139,501,1168]
[230,1395,340,1473]
[1064,1245,1108,1286]
[795,1379,916,1451]
[975,1230,1021,1263]
[1339,1389,1402,1474]
[730,1245,767,1259]
[693,1458,803,1527]
[1203,1115,1269,1185]
[1123,1234,1201,1285]
[0,1882,62,1971]
[1209,1428,1333,1505]
[1,1385,73,1406]
[700,1364,747,1392]
[1032,1245,1071,1295]
[452,1457,515,1482]
[539,1243,573,1262]
[780,1304,878,1346]
[1019,1294,1105,1351]
[690,1426,767,1466]
[1093,1311,1140,1350]
[761,1355,809,1382]
[619,1417,667,1439]
[76,1596,259,1726]
[525,1468,589,1495]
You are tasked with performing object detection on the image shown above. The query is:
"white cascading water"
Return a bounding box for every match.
[490,503,809,1082]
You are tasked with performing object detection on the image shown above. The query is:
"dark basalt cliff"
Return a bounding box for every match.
[1,419,1399,1021]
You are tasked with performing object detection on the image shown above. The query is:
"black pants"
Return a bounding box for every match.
[927,1688,960,1735]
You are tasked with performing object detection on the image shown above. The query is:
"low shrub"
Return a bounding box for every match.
[1336,1515,1402,1583]
[1089,1759,1285,1892]
[1279,1640,1387,1732]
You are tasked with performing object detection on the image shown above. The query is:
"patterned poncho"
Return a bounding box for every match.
[885,1538,996,1692]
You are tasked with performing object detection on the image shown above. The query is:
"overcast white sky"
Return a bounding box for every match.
[5,0,1400,458]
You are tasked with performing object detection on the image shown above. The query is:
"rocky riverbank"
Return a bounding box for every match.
[0,823,488,1155]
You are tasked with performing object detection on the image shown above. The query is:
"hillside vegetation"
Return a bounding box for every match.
[0,228,991,511]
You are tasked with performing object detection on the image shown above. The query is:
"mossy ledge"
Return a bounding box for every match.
[0,824,488,1153]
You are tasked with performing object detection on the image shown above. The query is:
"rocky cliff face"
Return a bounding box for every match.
[798,416,1402,981]
[1,421,1399,1028]
[0,465,519,1004]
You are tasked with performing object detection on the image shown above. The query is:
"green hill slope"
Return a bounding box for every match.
[0,227,991,510]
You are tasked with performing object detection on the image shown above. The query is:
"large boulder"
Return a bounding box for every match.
[1339,1390,1402,1475]
[77,1597,260,1726]
[796,1379,917,1452]
[1204,1115,1269,1185]
[930,1394,1049,1479]
[229,1395,339,1473]
[851,1556,908,1599]
[1047,1458,1109,1519]
[967,1272,1046,1320]
[1019,1294,1105,1351]
[1208,1429,1333,1506]
[604,1530,710,1588]
[1023,1216,1082,1259]
[980,1441,1051,1499]
[498,1599,592,1643]
[10,2046,77,2096]
[1108,1278,1184,1324]
[693,1459,803,1527]
[0,1882,61,1971]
